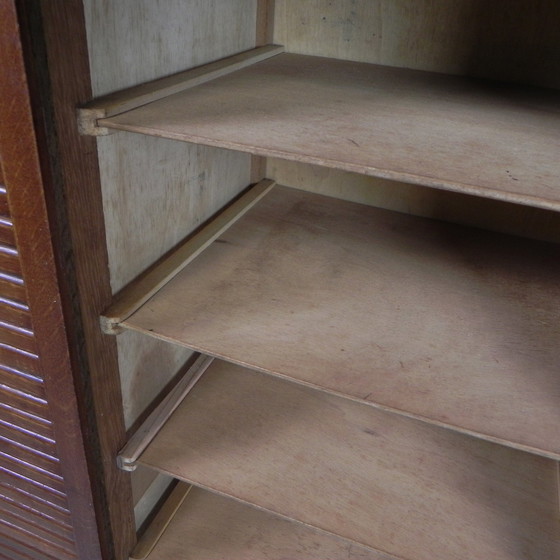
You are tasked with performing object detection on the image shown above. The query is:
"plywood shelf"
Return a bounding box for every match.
[97,52,560,210]
[133,483,395,560]
[136,359,559,560]
[118,184,560,460]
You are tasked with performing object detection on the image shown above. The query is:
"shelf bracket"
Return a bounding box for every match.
[117,354,213,472]
[78,44,285,136]
[101,178,276,334]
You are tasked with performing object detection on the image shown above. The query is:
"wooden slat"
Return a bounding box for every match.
[0,186,9,217]
[0,244,22,276]
[124,185,560,459]
[139,361,559,560]
[0,273,26,305]
[78,45,284,135]
[0,386,50,423]
[0,403,53,441]
[0,497,75,548]
[101,53,560,210]
[0,217,16,246]
[0,483,71,524]
[0,325,36,356]
[0,422,55,457]
[0,516,76,560]
[135,484,396,560]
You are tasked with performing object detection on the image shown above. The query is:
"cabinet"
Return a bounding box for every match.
[80,2,560,559]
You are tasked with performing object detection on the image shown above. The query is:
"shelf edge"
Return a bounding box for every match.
[77,44,285,136]
[118,354,214,472]
[129,482,192,560]
[101,178,276,334]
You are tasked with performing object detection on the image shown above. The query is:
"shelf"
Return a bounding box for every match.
[119,185,560,460]
[97,52,560,210]
[136,359,560,560]
[135,483,394,560]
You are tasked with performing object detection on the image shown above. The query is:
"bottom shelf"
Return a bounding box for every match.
[134,483,395,560]
[136,359,560,560]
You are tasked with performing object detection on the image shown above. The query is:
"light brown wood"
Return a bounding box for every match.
[266,159,560,243]
[100,53,560,210]
[130,483,192,560]
[118,355,213,470]
[140,485,396,560]
[102,179,275,333]
[274,0,560,89]
[138,361,560,560]
[78,45,284,135]
[123,186,560,459]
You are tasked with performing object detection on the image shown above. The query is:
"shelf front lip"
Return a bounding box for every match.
[98,120,560,213]
[117,184,560,462]
[120,322,560,463]
[98,52,560,212]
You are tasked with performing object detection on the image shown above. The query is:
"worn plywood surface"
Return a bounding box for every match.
[102,54,560,211]
[142,486,397,560]
[266,159,560,243]
[274,0,560,89]
[139,361,560,560]
[125,186,560,459]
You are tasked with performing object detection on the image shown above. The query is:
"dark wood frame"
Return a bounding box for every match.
[0,1,136,558]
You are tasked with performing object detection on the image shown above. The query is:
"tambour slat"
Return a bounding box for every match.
[0,454,66,496]
[0,517,76,560]
[0,469,69,512]
[0,366,44,400]
[0,273,26,305]
[0,299,32,331]
[0,244,21,276]
[0,405,54,442]
[0,386,50,423]
[0,423,55,457]
[0,482,71,523]
[0,344,39,377]
[0,499,76,552]
[0,217,15,246]
[0,325,36,356]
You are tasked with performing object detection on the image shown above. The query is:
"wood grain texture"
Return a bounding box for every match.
[274,0,560,89]
[139,485,395,560]
[266,159,560,243]
[124,186,560,459]
[139,361,560,560]
[101,53,560,210]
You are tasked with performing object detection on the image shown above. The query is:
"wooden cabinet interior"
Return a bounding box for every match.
[81,1,560,558]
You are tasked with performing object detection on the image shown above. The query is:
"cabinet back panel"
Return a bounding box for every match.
[275,0,560,89]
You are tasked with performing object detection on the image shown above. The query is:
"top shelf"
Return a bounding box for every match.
[93,49,560,210]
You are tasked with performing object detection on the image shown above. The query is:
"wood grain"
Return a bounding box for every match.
[140,485,397,560]
[78,45,284,135]
[266,159,560,243]
[139,361,560,560]
[124,186,560,459]
[101,53,560,210]
[274,0,560,89]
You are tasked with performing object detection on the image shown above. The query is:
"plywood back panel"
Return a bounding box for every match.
[274,0,560,88]
[267,160,560,243]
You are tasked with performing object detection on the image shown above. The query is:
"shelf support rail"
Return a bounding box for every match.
[101,178,276,334]
[117,354,214,472]
[78,44,284,136]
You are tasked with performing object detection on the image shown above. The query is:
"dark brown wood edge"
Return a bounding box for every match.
[0,1,97,558]
[12,1,136,559]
